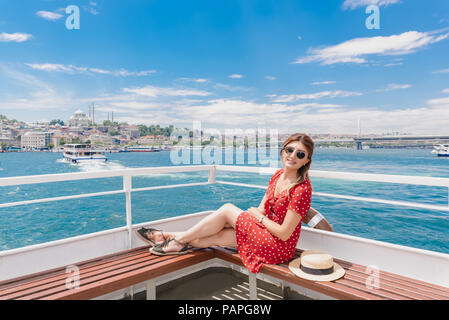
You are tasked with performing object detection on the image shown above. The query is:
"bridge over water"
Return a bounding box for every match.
[281,136,449,150]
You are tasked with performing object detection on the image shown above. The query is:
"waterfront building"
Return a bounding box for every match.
[120,125,141,139]
[88,133,116,146]
[117,136,131,145]
[51,135,65,148]
[20,131,53,151]
[137,134,165,145]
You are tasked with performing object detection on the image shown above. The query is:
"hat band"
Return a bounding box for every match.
[300,264,334,276]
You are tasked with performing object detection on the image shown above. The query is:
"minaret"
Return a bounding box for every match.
[92,102,95,125]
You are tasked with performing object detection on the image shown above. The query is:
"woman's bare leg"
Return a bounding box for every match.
[188,228,237,248]
[177,203,242,242]
[152,203,243,252]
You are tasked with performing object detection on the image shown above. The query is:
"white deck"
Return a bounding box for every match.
[1,165,449,299]
[1,210,449,290]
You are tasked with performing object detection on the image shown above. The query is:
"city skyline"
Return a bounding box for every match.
[0,0,449,135]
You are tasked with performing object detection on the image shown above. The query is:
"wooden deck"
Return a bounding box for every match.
[1,245,448,300]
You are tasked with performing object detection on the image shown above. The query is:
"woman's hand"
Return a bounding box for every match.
[246,207,264,219]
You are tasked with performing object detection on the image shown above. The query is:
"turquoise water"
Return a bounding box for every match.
[0,148,448,254]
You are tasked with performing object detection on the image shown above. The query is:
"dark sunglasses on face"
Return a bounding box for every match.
[284,146,306,160]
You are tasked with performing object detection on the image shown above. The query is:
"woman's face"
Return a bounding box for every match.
[281,141,310,171]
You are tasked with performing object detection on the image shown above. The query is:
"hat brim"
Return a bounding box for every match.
[288,257,345,282]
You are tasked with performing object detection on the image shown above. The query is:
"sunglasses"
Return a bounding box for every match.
[284,146,306,160]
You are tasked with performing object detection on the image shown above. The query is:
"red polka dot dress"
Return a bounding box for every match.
[235,168,312,273]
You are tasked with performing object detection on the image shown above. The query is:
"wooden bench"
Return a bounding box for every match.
[214,246,449,300]
[0,245,213,300]
[1,245,449,300]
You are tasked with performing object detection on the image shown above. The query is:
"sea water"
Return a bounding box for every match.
[0,148,448,254]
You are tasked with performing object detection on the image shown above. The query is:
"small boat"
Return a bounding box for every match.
[62,144,107,163]
[431,144,449,157]
[123,146,161,152]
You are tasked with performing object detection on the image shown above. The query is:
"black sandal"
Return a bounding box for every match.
[149,238,192,256]
[135,227,167,247]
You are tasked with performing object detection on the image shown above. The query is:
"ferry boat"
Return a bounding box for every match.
[62,144,107,163]
[431,144,449,157]
[0,165,448,300]
[122,146,162,152]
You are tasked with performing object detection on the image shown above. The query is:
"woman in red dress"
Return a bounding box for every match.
[143,133,315,273]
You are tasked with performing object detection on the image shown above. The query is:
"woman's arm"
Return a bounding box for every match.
[256,194,268,213]
[266,210,302,241]
[247,207,333,239]
[246,207,301,241]
[248,202,334,237]
[247,183,312,241]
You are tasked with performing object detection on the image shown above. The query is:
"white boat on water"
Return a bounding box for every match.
[62,144,107,163]
[123,146,162,152]
[431,144,449,157]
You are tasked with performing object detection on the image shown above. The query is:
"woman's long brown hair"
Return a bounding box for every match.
[279,133,314,198]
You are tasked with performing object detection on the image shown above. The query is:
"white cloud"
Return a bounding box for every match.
[272,90,362,103]
[36,11,63,21]
[384,62,403,67]
[162,97,449,135]
[376,83,412,92]
[191,78,208,83]
[442,88,449,93]
[110,69,155,76]
[25,63,155,76]
[229,74,243,79]
[26,63,86,73]
[88,67,109,74]
[213,83,252,92]
[265,76,276,80]
[433,68,449,74]
[94,101,168,113]
[293,30,449,65]
[88,8,100,15]
[0,64,78,111]
[173,99,292,126]
[342,0,401,10]
[177,77,209,83]
[123,85,212,97]
[0,32,32,42]
[166,98,348,127]
[427,96,449,105]
[82,5,100,15]
[311,81,336,85]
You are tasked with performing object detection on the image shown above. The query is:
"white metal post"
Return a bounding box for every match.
[124,175,132,249]
[248,272,257,300]
[146,279,156,300]
[208,165,216,184]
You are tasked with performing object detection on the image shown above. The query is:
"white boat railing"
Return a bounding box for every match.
[1,164,449,253]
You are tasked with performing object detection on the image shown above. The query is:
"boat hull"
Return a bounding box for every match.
[63,156,107,163]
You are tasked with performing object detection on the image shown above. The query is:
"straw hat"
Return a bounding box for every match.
[288,250,345,282]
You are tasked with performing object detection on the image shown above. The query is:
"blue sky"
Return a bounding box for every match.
[0,0,449,134]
